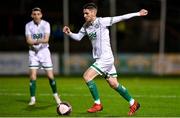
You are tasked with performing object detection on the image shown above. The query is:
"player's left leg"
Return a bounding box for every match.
[106,76,140,116]
[46,69,61,105]
[41,48,61,105]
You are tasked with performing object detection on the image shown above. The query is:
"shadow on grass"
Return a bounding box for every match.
[73,111,123,117]
[16,99,28,104]
[24,104,54,111]
[16,99,55,111]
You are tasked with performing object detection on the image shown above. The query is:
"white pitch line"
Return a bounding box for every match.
[0,92,179,98]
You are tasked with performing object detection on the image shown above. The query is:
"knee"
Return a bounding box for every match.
[108,81,118,89]
[30,75,36,80]
[47,75,54,80]
[83,73,89,81]
[83,74,88,80]
[46,70,54,79]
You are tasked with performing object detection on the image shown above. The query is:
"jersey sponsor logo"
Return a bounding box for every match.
[88,32,96,40]
[95,24,99,28]
[32,33,43,40]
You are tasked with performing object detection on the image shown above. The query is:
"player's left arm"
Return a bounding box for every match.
[139,9,148,16]
[112,9,148,24]
[101,9,148,26]
[36,22,50,44]
[36,33,50,44]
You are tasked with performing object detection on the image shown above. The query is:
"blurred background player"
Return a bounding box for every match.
[25,7,61,106]
[63,3,148,116]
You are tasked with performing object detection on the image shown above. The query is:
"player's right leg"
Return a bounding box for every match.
[28,50,39,106]
[83,67,103,113]
[107,77,140,116]
[105,64,140,116]
[28,69,37,106]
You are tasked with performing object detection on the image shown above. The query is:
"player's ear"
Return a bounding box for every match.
[40,13,43,18]
[94,9,97,15]
[92,9,97,16]
[31,14,33,18]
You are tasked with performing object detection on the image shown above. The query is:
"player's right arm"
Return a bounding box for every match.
[63,26,85,41]
[25,24,38,45]
[26,35,37,45]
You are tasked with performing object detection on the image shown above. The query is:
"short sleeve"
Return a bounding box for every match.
[44,22,50,34]
[25,24,31,36]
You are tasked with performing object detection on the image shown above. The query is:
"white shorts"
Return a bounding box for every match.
[29,48,53,70]
[90,57,117,78]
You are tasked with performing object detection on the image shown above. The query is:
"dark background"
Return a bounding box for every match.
[0,0,179,54]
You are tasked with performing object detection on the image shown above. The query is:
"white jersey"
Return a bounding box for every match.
[25,20,50,50]
[69,12,140,59]
[81,17,113,59]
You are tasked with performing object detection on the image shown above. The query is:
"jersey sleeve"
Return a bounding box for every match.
[69,27,86,41]
[25,24,31,36]
[44,22,50,34]
[111,12,140,24]
[100,12,140,26]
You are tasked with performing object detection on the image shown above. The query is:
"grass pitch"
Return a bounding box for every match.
[0,76,180,117]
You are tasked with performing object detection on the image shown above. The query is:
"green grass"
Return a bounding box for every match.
[0,76,180,117]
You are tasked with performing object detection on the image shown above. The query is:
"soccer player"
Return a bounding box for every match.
[63,3,148,116]
[25,7,61,106]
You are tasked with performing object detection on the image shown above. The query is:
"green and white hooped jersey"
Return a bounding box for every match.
[25,20,50,50]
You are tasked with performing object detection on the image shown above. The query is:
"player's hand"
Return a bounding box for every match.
[34,39,39,45]
[139,9,148,16]
[63,26,71,34]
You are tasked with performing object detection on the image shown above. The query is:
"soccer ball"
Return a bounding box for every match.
[57,102,72,115]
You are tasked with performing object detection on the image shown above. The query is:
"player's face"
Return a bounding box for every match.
[31,11,42,24]
[83,9,96,22]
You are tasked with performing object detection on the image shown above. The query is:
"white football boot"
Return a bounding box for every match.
[28,100,36,106]
[28,97,36,106]
[54,93,61,105]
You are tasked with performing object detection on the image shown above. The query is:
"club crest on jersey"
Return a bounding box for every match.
[95,24,99,28]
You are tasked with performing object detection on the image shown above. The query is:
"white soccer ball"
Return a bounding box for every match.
[57,102,72,115]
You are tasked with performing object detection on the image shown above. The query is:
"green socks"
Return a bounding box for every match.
[86,80,133,104]
[30,80,36,97]
[30,79,58,97]
[86,80,100,102]
[115,84,132,102]
[49,79,57,94]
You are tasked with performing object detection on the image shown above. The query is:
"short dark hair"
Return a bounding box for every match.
[32,7,42,12]
[83,3,97,10]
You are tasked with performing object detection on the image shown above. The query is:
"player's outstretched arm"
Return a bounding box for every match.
[139,9,148,16]
[104,9,148,25]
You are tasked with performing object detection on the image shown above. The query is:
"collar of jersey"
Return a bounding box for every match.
[90,18,98,26]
